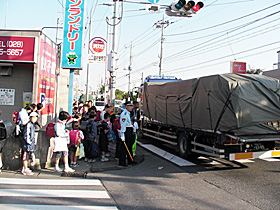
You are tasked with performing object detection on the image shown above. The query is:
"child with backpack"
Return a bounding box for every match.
[53,111,75,172]
[69,121,84,167]
[21,112,38,175]
[84,112,98,163]
[99,121,110,162]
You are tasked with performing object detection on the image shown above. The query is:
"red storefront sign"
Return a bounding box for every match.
[231,61,246,74]
[37,38,56,115]
[0,36,36,62]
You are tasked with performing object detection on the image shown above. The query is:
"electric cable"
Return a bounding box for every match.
[165,2,280,36]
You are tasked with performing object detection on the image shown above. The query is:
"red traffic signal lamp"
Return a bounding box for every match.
[166,1,204,17]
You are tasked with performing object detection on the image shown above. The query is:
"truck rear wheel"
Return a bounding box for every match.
[178,133,192,159]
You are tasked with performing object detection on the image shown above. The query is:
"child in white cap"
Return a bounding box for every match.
[22,112,38,175]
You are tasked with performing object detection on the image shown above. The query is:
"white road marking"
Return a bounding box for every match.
[138,142,196,166]
[261,158,280,162]
[234,159,255,163]
[198,156,221,165]
[0,178,102,186]
[0,189,110,198]
[0,204,118,210]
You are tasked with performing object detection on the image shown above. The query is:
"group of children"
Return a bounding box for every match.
[52,103,119,173]
[19,100,123,175]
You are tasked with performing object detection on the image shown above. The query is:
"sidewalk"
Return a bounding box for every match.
[0,141,144,178]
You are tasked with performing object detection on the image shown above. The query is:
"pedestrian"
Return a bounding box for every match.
[88,100,93,108]
[21,112,38,175]
[111,114,121,159]
[81,104,89,121]
[131,101,141,127]
[101,104,111,121]
[52,111,75,172]
[69,121,84,167]
[102,113,112,156]
[99,123,109,162]
[119,101,137,166]
[73,113,82,122]
[72,107,79,116]
[18,104,34,130]
[84,112,97,163]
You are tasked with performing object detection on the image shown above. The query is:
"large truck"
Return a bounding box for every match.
[141,73,280,161]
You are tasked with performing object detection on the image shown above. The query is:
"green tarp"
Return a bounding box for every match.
[143,73,280,136]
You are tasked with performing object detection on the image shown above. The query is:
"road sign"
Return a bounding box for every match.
[89,37,106,54]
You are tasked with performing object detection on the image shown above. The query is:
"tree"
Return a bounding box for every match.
[100,85,105,94]
[79,94,94,102]
[247,66,263,74]
[115,89,125,100]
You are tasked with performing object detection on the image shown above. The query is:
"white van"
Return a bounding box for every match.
[95,101,104,111]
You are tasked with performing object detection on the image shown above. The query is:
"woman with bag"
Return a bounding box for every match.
[52,111,75,172]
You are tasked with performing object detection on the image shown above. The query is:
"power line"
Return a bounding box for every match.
[165,2,280,36]
[165,40,280,73]
[163,10,280,62]
[163,17,280,64]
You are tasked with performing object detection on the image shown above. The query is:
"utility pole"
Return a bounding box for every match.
[5,0,8,28]
[128,43,133,97]
[109,0,119,106]
[155,16,171,76]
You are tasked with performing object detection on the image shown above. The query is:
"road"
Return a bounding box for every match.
[0,137,279,209]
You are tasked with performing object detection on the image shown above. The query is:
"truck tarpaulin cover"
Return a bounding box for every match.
[143,73,280,136]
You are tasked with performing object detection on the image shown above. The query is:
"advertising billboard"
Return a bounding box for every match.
[37,38,57,115]
[61,0,85,69]
[0,36,36,63]
[231,61,246,74]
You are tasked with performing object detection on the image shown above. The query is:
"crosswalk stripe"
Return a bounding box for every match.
[138,142,196,166]
[0,189,110,198]
[0,178,102,186]
[0,204,118,210]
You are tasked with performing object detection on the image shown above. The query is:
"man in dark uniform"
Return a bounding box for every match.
[119,101,137,166]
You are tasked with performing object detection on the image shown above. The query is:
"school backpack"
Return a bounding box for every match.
[69,130,79,146]
[91,141,100,158]
[86,121,93,135]
[46,123,55,137]
[12,111,20,124]
[95,111,101,121]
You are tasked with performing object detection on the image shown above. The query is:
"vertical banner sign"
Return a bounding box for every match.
[62,0,85,69]
[231,61,246,74]
[37,38,57,115]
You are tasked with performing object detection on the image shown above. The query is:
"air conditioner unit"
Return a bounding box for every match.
[0,63,13,76]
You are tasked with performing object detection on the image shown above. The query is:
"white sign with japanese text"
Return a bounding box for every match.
[0,89,15,105]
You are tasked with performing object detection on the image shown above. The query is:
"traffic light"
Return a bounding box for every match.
[166,1,204,17]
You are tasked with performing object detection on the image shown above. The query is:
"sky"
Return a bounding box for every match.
[1,0,280,93]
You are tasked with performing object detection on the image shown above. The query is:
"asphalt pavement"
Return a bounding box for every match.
[0,139,279,210]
